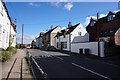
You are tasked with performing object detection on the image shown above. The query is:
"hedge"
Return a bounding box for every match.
[0,46,17,62]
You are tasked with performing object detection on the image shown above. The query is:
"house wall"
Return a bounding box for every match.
[60,34,70,51]
[71,42,105,57]
[39,37,43,49]
[50,26,61,46]
[50,33,57,46]
[0,1,11,49]
[54,24,88,51]
[72,33,89,43]
[87,13,120,42]
[71,24,87,42]
[115,28,120,46]
[10,25,16,47]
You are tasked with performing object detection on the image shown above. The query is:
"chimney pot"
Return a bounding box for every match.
[68,22,72,28]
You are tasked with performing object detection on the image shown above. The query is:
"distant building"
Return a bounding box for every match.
[0,1,16,49]
[35,32,45,49]
[31,39,36,48]
[86,11,120,46]
[42,26,61,48]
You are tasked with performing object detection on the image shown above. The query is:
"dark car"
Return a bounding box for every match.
[45,46,57,51]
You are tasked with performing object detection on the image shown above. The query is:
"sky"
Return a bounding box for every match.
[5,1,119,44]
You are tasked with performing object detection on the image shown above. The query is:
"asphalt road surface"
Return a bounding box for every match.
[28,49,120,80]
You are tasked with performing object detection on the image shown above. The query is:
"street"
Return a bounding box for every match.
[28,49,120,80]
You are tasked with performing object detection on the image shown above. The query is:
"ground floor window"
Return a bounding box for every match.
[61,42,67,49]
[0,25,2,40]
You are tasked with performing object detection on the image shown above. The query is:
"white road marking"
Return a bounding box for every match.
[55,57,64,60]
[42,51,48,54]
[72,63,112,80]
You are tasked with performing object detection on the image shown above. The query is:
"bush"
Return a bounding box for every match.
[6,46,17,54]
[0,46,17,62]
[1,51,11,62]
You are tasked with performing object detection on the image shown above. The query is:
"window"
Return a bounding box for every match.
[63,35,66,38]
[108,15,115,21]
[0,26,2,40]
[62,42,67,49]
[63,33,66,38]
[57,42,59,48]
[99,37,110,43]
[90,21,95,26]
[78,32,82,36]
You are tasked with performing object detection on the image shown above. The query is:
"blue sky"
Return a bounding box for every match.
[5,2,119,44]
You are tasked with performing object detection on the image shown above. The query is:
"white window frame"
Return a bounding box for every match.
[90,21,95,26]
[108,15,115,21]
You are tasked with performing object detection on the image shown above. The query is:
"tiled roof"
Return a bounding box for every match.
[55,23,80,37]
[44,26,58,35]
[87,11,120,27]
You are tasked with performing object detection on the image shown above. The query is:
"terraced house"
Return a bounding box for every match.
[42,26,61,48]
[86,11,120,46]
[86,11,120,56]
[54,22,87,51]
[0,1,16,49]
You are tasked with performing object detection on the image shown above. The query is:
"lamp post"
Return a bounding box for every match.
[22,24,24,49]
[97,13,100,57]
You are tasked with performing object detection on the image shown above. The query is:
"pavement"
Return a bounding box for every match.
[28,49,120,80]
[1,49,33,80]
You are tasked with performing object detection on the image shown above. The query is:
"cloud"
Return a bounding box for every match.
[16,34,36,44]
[99,14,106,18]
[28,3,40,7]
[64,3,73,11]
[83,16,97,27]
[83,14,107,27]
[51,2,61,7]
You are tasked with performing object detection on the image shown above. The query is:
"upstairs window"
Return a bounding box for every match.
[90,21,95,26]
[78,32,82,36]
[108,15,115,21]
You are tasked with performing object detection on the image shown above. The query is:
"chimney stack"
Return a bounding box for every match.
[68,22,72,28]
[50,25,54,30]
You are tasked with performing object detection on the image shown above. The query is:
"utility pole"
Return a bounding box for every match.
[97,13,100,57]
[22,24,24,49]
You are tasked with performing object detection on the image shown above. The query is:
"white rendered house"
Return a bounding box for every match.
[54,22,88,51]
[0,1,16,49]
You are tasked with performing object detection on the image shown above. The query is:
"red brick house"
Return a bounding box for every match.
[86,11,120,46]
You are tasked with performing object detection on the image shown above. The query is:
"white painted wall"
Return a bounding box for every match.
[0,1,10,49]
[54,23,88,51]
[0,1,16,48]
[72,33,89,42]
[60,34,70,51]
[36,38,39,47]
[11,25,16,47]
[71,42,105,57]
[39,37,42,49]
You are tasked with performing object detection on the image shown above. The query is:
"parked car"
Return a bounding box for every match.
[45,46,57,51]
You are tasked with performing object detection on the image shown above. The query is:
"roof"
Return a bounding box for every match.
[44,26,59,35]
[99,26,120,37]
[2,1,17,32]
[87,11,120,27]
[55,23,80,37]
[2,1,12,25]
